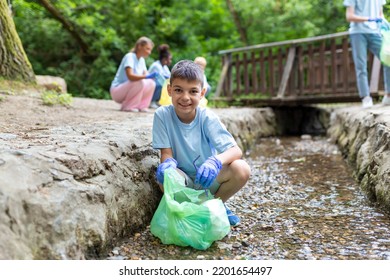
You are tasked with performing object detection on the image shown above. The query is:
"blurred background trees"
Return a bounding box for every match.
[8,0,355,99]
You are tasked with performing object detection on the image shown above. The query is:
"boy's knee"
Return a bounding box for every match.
[241,161,251,182]
[231,160,251,182]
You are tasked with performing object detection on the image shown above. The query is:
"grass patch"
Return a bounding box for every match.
[41,91,73,107]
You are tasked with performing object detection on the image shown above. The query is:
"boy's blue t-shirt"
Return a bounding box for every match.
[344,0,386,34]
[111,52,147,88]
[152,105,237,179]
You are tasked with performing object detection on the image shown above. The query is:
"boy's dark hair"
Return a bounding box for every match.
[170,60,204,88]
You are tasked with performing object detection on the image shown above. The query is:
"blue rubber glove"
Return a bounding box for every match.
[156,158,177,184]
[368,18,383,23]
[146,72,158,79]
[195,156,222,189]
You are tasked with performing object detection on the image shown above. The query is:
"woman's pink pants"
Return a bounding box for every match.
[110,79,155,111]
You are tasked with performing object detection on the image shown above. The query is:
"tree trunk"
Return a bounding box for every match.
[0,0,35,82]
[225,0,248,45]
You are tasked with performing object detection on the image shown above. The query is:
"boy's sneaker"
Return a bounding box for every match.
[224,205,240,227]
[382,95,390,105]
[362,96,373,108]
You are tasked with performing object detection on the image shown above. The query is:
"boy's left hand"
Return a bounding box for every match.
[195,156,222,188]
[156,158,177,184]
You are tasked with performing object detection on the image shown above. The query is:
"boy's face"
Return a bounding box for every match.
[168,78,206,123]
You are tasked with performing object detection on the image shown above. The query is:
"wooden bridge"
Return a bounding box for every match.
[214,32,384,106]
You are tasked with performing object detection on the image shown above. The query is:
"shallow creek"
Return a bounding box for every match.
[109,136,390,260]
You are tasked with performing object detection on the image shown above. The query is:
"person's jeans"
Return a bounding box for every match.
[151,73,166,102]
[350,33,390,98]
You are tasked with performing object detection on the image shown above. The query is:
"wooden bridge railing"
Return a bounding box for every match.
[214,32,383,106]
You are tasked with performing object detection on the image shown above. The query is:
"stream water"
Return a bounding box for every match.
[109,136,390,260]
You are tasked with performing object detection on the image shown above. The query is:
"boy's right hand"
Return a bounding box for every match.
[156,158,178,184]
[195,156,222,189]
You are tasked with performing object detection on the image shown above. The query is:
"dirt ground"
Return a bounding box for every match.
[0,84,154,136]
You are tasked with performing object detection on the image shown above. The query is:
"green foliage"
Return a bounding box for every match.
[229,0,347,45]
[11,0,357,100]
[41,91,73,106]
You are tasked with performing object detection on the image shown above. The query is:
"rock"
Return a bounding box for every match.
[0,104,277,260]
[0,133,17,140]
[328,106,390,210]
[301,134,312,140]
[36,75,67,93]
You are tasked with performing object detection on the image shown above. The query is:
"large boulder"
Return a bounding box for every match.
[36,75,67,93]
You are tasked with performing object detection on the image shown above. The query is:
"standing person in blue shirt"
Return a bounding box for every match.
[152,60,251,226]
[148,44,173,109]
[344,0,390,107]
[110,36,157,112]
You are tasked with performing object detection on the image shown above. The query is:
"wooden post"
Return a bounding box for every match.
[243,52,249,94]
[235,53,241,95]
[331,39,337,94]
[297,46,304,95]
[277,46,296,98]
[342,37,350,93]
[319,41,326,94]
[308,44,315,93]
[260,50,266,93]
[251,52,257,93]
[215,54,231,98]
[268,49,275,95]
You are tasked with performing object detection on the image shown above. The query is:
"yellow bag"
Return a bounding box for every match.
[158,79,171,106]
[200,97,208,108]
[158,79,208,108]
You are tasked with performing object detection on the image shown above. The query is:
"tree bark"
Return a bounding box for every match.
[37,0,90,57]
[225,0,248,45]
[0,0,35,82]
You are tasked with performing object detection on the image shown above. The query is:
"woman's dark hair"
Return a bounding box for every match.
[158,44,171,61]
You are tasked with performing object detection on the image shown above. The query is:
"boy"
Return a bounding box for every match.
[152,60,251,226]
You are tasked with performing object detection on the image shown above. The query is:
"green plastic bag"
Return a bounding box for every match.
[380,30,390,67]
[150,168,230,250]
[380,21,390,66]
